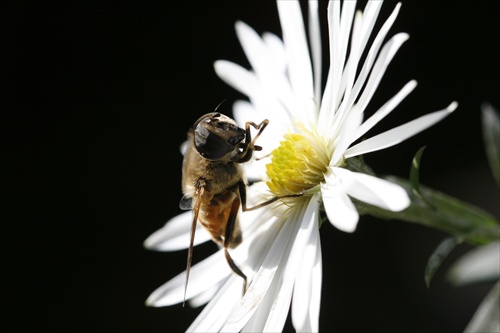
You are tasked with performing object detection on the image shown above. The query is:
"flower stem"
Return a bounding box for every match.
[354,176,499,245]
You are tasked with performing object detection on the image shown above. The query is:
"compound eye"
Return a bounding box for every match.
[192,113,246,160]
[194,125,233,160]
[228,128,245,146]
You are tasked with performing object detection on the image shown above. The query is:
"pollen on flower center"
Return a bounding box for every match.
[266,131,330,197]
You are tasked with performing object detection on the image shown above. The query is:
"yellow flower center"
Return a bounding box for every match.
[265,130,330,197]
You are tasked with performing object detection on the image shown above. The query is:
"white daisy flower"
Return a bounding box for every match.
[145,1,457,331]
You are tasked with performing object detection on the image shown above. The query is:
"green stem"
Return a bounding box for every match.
[354,176,500,245]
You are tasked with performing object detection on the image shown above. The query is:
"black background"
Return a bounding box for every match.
[2,1,499,332]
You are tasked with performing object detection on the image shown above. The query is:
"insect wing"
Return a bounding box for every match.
[179,194,192,210]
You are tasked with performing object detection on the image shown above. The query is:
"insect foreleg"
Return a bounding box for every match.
[245,119,269,147]
[237,119,269,163]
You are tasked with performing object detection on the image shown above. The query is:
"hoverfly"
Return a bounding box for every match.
[180,111,301,302]
[180,111,267,299]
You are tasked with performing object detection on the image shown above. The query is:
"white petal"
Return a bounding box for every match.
[357,1,384,52]
[330,103,363,166]
[189,207,287,332]
[332,167,410,211]
[230,96,292,162]
[292,216,322,332]
[232,99,255,126]
[225,198,316,332]
[309,230,322,332]
[277,0,315,123]
[354,32,409,113]
[235,21,272,77]
[317,1,407,149]
[262,32,287,74]
[235,23,297,117]
[321,179,359,233]
[345,102,458,158]
[352,80,417,142]
[187,277,241,332]
[240,199,318,332]
[187,280,224,308]
[336,11,364,116]
[334,1,357,101]
[222,216,299,332]
[262,197,320,332]
[242,261,290,333]
[337,2,401,120]
[308,0,322,104]
[214,60,259,98]
[143,211,211,251]
[319,1,356,130]
[145,250,230,307]
[243,255,294,333]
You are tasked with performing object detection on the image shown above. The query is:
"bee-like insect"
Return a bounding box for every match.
[180,111,272,300]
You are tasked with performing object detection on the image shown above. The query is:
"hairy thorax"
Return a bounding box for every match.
[182,143,244,199]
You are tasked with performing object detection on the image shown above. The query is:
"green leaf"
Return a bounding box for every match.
[344,156,376,176]
[481,103,500,187]
[424,236,462,288]
[409,146,434,208]
[410,146,425,193]
[464,281,500,333]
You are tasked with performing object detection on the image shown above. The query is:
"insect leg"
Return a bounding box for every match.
[183,186,204,306]
[237,119,269,163]
[224,194,248,295]
[245,119,269,149]
[238,181,303,212]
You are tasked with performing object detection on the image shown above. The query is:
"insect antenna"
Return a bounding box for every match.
[213,99,228,113]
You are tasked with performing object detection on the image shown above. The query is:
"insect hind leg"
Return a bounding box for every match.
[224,248,247,294]
[224,194,248,295]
